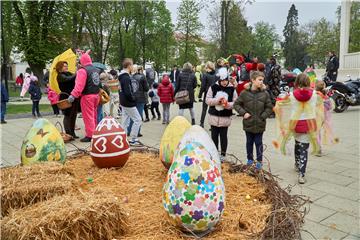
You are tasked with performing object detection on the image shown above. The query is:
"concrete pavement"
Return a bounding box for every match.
[1,102,359,239]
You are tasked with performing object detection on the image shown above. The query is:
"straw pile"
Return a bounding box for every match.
[1,149,304,239]
[62,152,272,239]
[1,188,128,240]
[1,162,74,217]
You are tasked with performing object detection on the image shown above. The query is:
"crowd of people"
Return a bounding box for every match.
[2,50,338,184]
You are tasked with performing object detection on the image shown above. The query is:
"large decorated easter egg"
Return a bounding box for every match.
[180,126,221,170]
[160,116,191,169]
[90,117,130,168]
[162,142,225,233]
[21,119,66,165]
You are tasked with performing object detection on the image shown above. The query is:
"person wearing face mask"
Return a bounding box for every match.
[206,68,238,162]
[234,71,273,170]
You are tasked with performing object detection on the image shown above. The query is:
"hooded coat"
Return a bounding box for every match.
[119,70,136,107]
[158,76,174,103]
[175,69,197,109]
[234,83,273,133]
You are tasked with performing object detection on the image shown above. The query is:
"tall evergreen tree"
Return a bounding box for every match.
[176,0,203,64]
[282,4,307,69]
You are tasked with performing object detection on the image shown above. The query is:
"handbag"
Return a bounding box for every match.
[99,88,110,105]
[175,74,191,105]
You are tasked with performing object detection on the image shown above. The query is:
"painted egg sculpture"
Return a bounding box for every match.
[180,125,221,171]
[160,116,191,169]
[162,142,225,233]
[90,116,130,168]
[21,119,66,165]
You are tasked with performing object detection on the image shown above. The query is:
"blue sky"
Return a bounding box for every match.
[166,0,341,39]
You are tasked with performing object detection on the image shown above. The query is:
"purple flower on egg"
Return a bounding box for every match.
[192,210,204,221]
[184,156,193,166]
[172,203,183,215]
[218,201,224,212]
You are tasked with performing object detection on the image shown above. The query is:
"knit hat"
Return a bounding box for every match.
[217,67,228,80]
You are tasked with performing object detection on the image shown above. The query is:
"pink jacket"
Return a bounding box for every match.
[206,83,238,127]
[47,88,59,105]
[71,53,93,98]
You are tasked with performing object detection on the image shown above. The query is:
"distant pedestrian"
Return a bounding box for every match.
[1,82,9,124]
[28,76,42,118]
[20,68,32,99]
[326,51,339,82]
[15,73,24,87]
[149,82,161,120]
[199,61,217,127]
[175,62,197,125]
[158,74,174,124]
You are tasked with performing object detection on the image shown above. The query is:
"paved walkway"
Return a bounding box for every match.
[1,102,359,239]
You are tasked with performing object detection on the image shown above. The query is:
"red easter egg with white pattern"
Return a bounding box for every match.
[90,116,130,168]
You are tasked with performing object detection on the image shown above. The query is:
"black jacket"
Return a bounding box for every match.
[170,70,179,83]
[199,70,216,99]
[28,82,42,101]
[133,73,149,104]
[175,70,197,109]
[326,55,339,73]
[57,72,76,100]
[119,71,136,107]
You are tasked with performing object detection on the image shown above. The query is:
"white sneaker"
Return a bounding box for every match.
[129,139,142,147]
[298,175,306,184]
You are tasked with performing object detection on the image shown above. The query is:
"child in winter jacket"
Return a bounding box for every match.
[206,68,238,161]
[28,76,42,118]
[234,71,273,170]
[157,75,174,124]
[47,84,60,117]
[149,82,161,120]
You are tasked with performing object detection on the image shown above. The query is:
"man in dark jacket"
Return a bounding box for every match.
[170,65,179,84]
[119,58,142,146]
[175,62,197,125]
[1,82,9,124]
[326,51,339,82]
[127,65,149,137]
[199,61,217,127]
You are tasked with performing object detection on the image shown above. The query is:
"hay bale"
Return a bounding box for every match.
[1,162,74,216]
[1,188,128,240]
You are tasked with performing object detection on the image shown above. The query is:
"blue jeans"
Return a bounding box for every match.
[97,105,103,124]
[245,132,263,162]
[127,103,145,134]
[1,102,6,121]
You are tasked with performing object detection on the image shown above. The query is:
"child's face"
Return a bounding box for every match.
[220,79,229,87]
[252,76,264,89]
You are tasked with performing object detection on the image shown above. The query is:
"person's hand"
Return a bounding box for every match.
[67,95,75,103]
[218,97,225,104]
[244,113,251,119]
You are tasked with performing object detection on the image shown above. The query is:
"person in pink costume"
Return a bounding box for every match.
[68,51,100,142]
[20,68,32,99]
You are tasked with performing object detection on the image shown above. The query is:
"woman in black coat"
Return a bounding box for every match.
[175,62,197,125]
[56,61,78,139]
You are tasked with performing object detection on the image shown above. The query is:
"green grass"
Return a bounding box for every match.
[6,104,53,115]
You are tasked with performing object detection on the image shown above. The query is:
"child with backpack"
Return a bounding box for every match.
[157,75,174,124]
[234,71,273,170]
[148,83,161,121]
[28,76,42,118]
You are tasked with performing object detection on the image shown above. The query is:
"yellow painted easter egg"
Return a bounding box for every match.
[160,116,191,169]
[21,119,66,165]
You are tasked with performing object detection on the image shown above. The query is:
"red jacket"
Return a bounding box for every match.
[158,77,174,103]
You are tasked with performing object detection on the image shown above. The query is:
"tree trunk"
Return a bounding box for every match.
[142,5,147,67]
[29,63,45,84]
